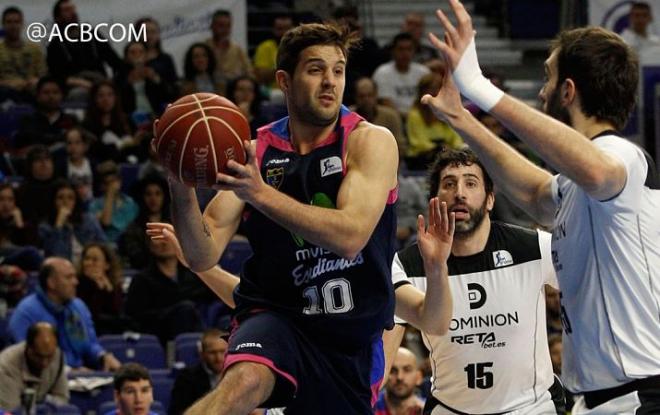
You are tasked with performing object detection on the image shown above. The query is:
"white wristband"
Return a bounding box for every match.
[452,38,504,111]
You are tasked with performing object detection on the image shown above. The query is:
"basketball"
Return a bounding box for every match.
[153,93,250,187]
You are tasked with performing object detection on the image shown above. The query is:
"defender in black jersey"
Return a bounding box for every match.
[166,23,399,414]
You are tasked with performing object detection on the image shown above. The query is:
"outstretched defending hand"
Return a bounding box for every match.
[417,198,455,271]
[426,0,503,111]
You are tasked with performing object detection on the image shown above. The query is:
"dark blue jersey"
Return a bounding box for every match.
[234,106,397,350]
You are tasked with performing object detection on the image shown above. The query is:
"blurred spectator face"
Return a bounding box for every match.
[48,258,78,303]
[386,348,422,400]
[101,174,121,194]
[55,186,76,214]
[81,245,109,279]
[403,13,424,41]
[115,378,153,415]
[479,113,505,137]
[200,335,228,374]
[211,14,232,40]
[37,81,63,112]
[26,330,58,376]
[95,84,117,114]
[393,39,415,69]
[66,129,88,161]
[233,78,255,105]
[149,237,176,260]
[143,183,164,214]
[2,10,22,41]
[191,46,210,74]
[545,286,561,317]
[0,187,16,218]
[31,154,54,181]
[630,5,652,34]
[143,20,160,48]
[126,42,146,67]
[354,78,378,111]
[273,16,293,40]
[57,0,78,25]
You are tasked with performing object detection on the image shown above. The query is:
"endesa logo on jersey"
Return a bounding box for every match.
[320,156,342,177]
[493,250,513,267]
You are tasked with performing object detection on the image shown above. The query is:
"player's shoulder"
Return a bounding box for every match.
[488,221,543,261]
[346,120,398,156]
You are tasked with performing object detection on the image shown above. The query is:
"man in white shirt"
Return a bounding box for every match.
[421,1,660,413]
[373,32,430,116]
[620,2,660,52]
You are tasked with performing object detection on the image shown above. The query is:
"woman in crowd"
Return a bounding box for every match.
[180,43,224,96]
[39,179,107,264]
[135,17,178,85]
[226,76,271,138]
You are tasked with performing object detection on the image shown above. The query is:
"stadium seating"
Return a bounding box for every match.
[173,332,202,367]
[99,333,166,369]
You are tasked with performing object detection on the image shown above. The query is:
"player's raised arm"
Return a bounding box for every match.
[217,124,398,259]
[426,0,628,203]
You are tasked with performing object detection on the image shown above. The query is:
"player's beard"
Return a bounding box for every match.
[290,91,340,127]
[453,198,488,239]
[545,85,572,127]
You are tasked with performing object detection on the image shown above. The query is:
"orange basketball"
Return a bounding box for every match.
[153,93,249,187]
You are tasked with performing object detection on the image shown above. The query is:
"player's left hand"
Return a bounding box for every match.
[417,198,455,270]
[213,139,268,204]
[420,67,465,127]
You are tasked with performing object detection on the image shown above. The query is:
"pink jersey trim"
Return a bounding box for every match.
[224,353,299,391]
[387,184,398,205]
[371,378,383,407]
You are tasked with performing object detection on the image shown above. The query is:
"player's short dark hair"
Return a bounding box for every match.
[212,9,231,20]
[277,22,360,77]
[428,148,494,200]
[113,363,152,391]
[2,6,21,21]
[392,32,415,48]
[550,26,638,131]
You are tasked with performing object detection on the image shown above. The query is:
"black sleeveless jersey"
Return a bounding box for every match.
[234,106,397,350]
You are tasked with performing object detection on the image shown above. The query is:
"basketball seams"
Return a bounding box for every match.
[177,118,208,183]
[167,94,217,109]
[192,94,219,183]
[205,116,246,155]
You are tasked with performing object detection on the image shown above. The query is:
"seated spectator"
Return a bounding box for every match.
[77,242,127,335]
[620,2,660,52]
[179,43,224,96]
[82,80,142,163]
[350,77,405,156]
[0,182,40,248]
[395,174,426,249]
[253,14,294,92]
[545,286,563,337]
[89,161,139,243]
[168,329,228,415]
[55,126,97,206]
[14,77,77,151]
[117,41,173,117]
[39,179,106,264]
[400,12,438,63]
[126,236,211,344]
[0,263,28,307]
[405,73,463,170]
[0,6,46,102]
[205,10,253,89]
[226,76,270,138]
[106,363,157,415]
[135,17,178,85]
[8,257,121,371]
[120,174,170,269]
[46,0,122,103]
[16,146,58,226]
[0,322,68,411]
[372,32,430,116]
[374,347,424,415]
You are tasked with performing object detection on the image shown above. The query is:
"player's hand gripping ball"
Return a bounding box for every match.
[153,93,250,187]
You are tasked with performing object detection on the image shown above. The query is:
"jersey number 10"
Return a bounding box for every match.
[302,278,355,315]
[464,362,494,389]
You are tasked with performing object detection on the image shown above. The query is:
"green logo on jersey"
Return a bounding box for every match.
[291,192,335,247]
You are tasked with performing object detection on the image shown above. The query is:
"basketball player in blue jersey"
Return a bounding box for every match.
[422,0,660,413]
[165,22,432,415]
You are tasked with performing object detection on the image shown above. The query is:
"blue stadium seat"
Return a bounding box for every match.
[99,333,166,369]
[12,403,81,415]
[174,332,202,367]
[98,400,165,415]
[151,376,174,412]
[68,371,114,415]
[119,163,140,194]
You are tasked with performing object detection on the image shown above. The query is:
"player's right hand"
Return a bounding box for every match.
[417,198,455,270]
